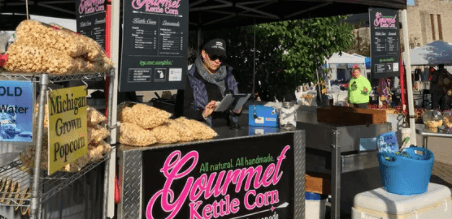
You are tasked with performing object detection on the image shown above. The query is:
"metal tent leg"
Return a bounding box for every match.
[30,74,50,219]
[331,131,341,219]
[400,9,416,145]
[103,68,116,219]
[423,135,428,149]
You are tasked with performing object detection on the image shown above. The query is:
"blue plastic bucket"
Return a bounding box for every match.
[377,147,434,195]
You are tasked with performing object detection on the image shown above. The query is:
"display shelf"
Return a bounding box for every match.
[90,105,107,111]
[0,146,114,208]
[0,68,116,218]
[0,72,108,83]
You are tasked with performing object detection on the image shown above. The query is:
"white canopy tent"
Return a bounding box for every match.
[328,52,366,64]
[326,52,367,81]
[410,40,452,66]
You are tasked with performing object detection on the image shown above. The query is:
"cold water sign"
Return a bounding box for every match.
[142,134,294,219]
[370,7,400,78]
[48,86,87,175]
[0,81,33,142]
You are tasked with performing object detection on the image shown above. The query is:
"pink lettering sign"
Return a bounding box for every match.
[374,12,397,28]
[146,146,291,219]
[132,0,181,12]
[79,0,105,15]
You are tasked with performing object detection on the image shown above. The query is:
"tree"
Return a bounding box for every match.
[189,15,355,101]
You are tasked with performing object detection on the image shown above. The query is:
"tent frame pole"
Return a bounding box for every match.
[252,19,256,99]
[104,0,120,218]
[401,9,417,146]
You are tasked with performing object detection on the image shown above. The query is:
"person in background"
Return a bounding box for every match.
[315,80,328,107]
[346,65,371,108]
[430,64,450,111]
[428,66,435,81]
[413,67,422,87]
[183,38,240,127]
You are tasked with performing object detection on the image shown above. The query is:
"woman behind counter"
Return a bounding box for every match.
[183,38,240,127]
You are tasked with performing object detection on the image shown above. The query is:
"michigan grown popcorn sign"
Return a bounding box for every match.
[142,135,294,219]
[48,86,88,175]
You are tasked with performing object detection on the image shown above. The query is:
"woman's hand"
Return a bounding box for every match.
[202,101,217,119]
[363,87,368,93]
[234,106,243,114]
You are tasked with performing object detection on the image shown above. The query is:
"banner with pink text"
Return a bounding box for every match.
[120,0,188,92]
[142,134,295,219]
[76,0,107,49]
[370,7,400,79]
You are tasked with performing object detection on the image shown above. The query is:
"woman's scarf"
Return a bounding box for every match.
[195,56,228,96]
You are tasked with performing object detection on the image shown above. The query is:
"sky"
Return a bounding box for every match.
[2,14,76,41]
[408,0,415,5]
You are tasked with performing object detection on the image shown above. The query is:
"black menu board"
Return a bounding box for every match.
[119,0,188,92]
[76,0,107,49]
[369,8,400,79]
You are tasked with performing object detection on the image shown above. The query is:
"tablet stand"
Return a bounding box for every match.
[228,96,241,130]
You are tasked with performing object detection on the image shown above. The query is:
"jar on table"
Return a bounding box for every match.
[280,102,297,130]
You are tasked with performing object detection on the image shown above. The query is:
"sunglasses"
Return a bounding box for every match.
[208,54,227,62]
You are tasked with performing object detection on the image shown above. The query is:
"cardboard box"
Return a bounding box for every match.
[317,106,386,126]
[306,172,331,195]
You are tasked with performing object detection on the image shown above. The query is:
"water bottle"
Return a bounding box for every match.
[280,102,297,130]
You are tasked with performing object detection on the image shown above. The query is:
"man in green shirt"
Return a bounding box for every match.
[347,67,371,109]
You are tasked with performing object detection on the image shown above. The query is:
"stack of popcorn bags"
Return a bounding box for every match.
[4,20,112,74]
[118,102,218,146]
[20,106,111,173]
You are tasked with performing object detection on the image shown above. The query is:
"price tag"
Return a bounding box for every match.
[255,129,264,135]
[255,117,264,124]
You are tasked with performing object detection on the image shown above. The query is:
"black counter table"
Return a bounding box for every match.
[296,107,391,219]
[116,126,305,219]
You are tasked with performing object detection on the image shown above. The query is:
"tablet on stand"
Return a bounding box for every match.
[215,93,251,130]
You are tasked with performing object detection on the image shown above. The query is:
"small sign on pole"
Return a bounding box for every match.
[48,86,88,175]
[0,81,34,142]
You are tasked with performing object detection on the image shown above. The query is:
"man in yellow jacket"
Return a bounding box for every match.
[347,66,371,109]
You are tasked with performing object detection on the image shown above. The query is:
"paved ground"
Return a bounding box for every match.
[431,161,452,188]
[324,163,452,219]
[417,133,452,187]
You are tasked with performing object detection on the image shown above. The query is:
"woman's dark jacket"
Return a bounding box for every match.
[183,64,238,127]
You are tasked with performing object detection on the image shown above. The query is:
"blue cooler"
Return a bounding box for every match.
[377,147,434,195]
[248,105,279,127]
[248,126,278,135]
[305,192,327,219]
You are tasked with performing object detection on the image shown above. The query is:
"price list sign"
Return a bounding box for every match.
[369,8,400,79]
[119,0,188,92]
[76,0,107,49]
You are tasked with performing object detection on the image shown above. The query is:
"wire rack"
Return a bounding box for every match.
[0,72,108,83]
[0,146,114,209]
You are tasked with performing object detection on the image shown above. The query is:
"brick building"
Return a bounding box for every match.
[407,0,452,48]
